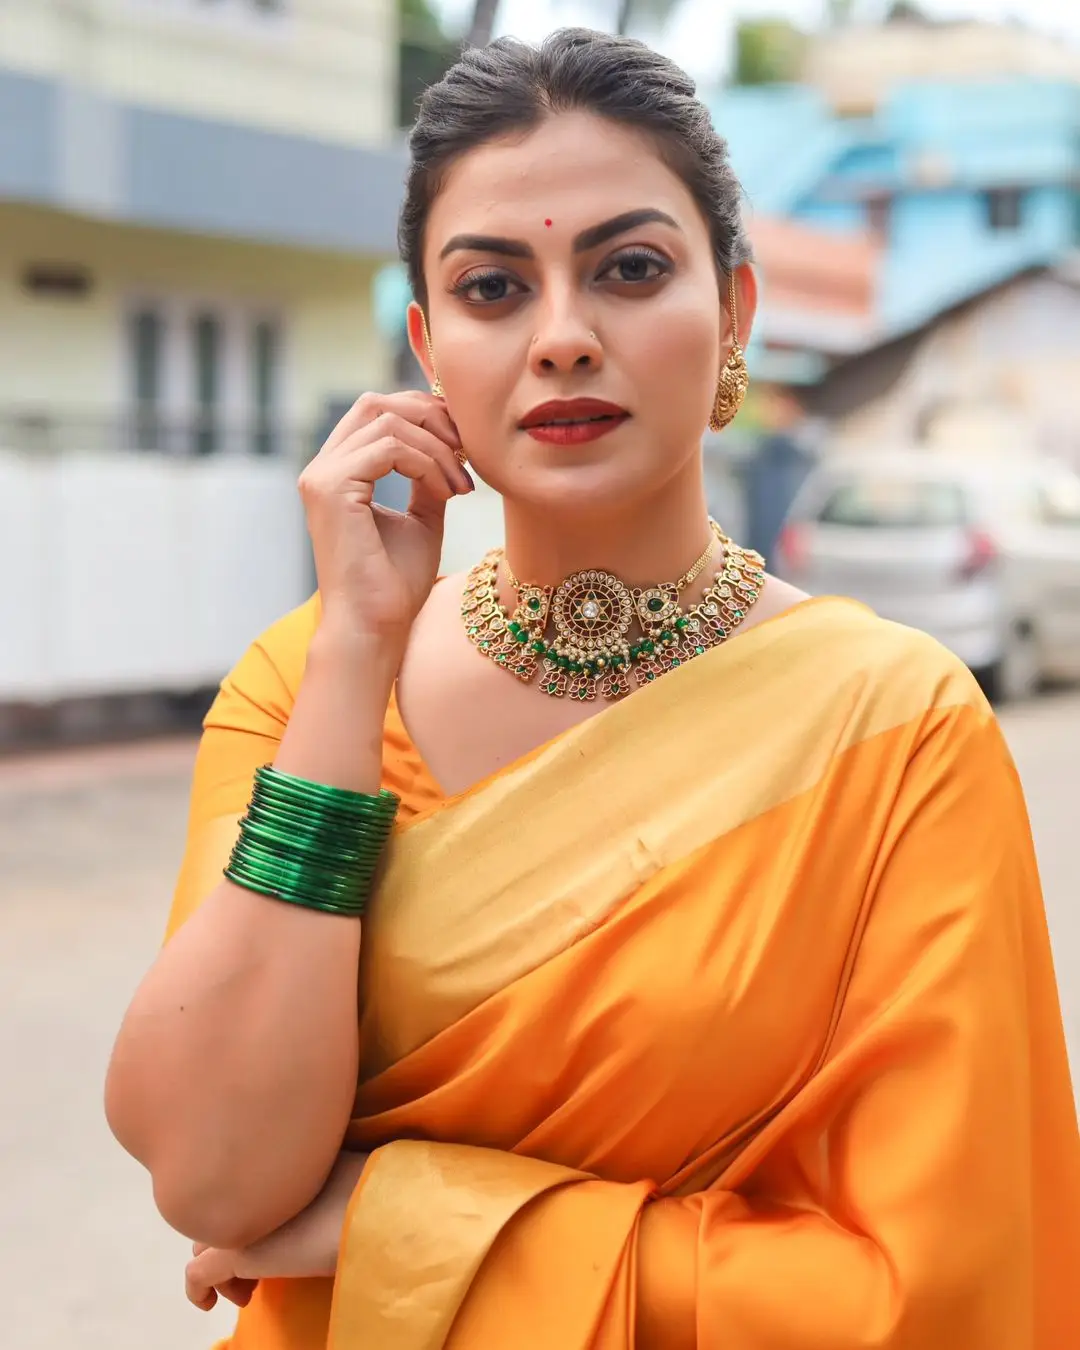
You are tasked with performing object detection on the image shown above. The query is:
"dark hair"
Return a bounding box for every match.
[399,27,752,308]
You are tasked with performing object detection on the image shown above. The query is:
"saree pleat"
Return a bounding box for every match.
[164,594,1080,1350]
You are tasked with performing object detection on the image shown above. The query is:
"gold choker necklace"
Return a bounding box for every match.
[461,522,766,702]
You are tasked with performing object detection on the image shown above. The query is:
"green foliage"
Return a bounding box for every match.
[731,18,805,87]
[398,0,459,129]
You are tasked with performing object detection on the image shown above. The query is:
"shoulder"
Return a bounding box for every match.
[747,582,991,730]
[204,595,322,733]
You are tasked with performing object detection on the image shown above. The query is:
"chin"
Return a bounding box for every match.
[493,455,672,520]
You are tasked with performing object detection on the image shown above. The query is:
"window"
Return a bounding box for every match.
[125,298,286,455]
[251,319,281,455]
[130,310,164,450]
[817,477,967,529]
[193,313,222,455]
[984,188,1024,232]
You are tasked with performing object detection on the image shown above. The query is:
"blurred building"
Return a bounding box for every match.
[0,0,403,733]
[712,26,1080,459]
[803,18,1080,115]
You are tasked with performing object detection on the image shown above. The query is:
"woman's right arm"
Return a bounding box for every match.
[104,391,471,1251]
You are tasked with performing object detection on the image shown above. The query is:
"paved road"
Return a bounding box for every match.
[2,696,1078,1349]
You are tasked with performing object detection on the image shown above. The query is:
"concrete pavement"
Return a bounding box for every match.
[2,695,1078,1348]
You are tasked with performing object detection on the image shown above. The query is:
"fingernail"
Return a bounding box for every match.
[463,469,475,492]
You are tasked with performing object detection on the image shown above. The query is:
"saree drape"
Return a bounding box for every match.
[166,593,1080,1350]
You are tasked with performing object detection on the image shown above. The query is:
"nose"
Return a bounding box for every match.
[528,306,603,377]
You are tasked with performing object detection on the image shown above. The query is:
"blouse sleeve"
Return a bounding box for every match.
[165,596,320,939]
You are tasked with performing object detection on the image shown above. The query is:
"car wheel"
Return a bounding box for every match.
[979,622,1041,705]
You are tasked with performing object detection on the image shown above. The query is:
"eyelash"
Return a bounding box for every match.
[449,247,673,305]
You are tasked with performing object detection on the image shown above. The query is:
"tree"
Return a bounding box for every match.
[398,0,458,128]
[731,18,805,87]
[465,0,501,48]
[615,0,684,38]
[825,0,858,27]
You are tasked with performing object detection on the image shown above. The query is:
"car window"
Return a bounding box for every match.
[815,477,967,528]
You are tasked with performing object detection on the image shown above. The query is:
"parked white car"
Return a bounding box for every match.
[775,453,1080,702]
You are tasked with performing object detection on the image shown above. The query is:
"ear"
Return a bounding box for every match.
[406,302,436,389]
[730,264,758,350]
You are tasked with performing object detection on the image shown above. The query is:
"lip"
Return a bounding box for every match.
[518,398,629,430]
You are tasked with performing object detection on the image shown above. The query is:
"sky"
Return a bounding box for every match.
[432,0,1080,84]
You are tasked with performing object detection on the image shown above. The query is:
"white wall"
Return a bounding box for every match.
[0,451,309,700]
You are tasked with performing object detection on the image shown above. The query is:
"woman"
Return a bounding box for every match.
[105,28,1080,1350]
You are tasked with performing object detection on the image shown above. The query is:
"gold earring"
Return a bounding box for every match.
[708,272,749,432]
[420,311,468,467]
[420,312,443,398]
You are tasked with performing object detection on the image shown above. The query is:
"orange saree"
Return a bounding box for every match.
[166,594,1080,1350]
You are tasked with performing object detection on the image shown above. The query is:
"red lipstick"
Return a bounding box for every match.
[518,398,630,446]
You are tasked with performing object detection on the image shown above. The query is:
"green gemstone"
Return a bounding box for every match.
[660,630,673,643]
[611,655,624,668]
[558,656,571,670]
[675,617,689,631]
[546,682,559,693]
[528,597,541,610]
[647,597,664,613]
[611,683,622,695]
[531,640,546,654]
[468,625,480,635]
[570,662,583,674]
[670,658,681,667]
[508,621,520,634]
[643,640,656,654]
[514,630,528,643]
[629,645,641,660]
[695,645,706,655]
[495,652,507,663]
[734,608,745,619]
[480,641,491,650]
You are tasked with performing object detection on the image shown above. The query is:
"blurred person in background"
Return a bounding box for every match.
[743,381,815,560]
[105,28,1079,1350]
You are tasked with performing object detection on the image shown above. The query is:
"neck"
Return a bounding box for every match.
[501,466,713,591]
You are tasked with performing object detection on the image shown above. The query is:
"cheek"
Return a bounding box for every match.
[628,291,719,407]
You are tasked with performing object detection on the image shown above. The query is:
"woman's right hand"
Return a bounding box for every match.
[299,390,473,650]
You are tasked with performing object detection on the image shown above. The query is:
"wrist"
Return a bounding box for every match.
[308,619,404,696]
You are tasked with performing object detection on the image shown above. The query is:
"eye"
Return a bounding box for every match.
[599,248,672,285]
[450,269,526,305]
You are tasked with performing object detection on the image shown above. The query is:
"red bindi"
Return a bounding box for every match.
[544,218,553,227]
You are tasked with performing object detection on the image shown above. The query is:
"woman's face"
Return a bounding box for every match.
[410,110,755,517]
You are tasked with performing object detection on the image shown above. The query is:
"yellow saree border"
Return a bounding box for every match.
[359,599,987,1076]
[328,1142,585,1350]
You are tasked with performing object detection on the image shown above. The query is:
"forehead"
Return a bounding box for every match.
[425,111,702,249]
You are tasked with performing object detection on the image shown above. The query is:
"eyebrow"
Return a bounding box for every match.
[437,208,681,262]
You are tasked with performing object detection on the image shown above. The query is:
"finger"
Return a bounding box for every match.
[185,1265,217,1311]
[215,1277,258,1308]
[185,1249,233,1310]
[384,391,463,456]
[320,435,457,508]
[326,391,462,456]
[335,411,470,496]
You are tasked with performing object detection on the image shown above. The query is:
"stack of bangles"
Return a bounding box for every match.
[224,765,400,918]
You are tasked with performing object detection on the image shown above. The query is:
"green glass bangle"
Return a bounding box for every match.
[253,766,399,818]
[238,814,388,865]
[246,792,396,840]
[223,766,401,918]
